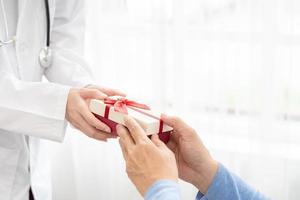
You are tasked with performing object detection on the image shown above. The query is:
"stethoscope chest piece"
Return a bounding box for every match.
[39,47,52,68]
[39,0,52,68]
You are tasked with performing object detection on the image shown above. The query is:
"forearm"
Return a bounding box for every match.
[144,180,181,200]
[196,164,270,200]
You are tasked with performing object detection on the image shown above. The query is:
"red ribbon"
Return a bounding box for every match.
[104,97,151,114]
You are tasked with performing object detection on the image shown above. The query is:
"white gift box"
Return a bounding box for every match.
[89,97,173,138]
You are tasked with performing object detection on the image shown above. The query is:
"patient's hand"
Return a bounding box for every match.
[161,114,218,194]
[117,116,178,196]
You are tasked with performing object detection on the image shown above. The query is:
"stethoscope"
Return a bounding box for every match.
[0,0,52,68]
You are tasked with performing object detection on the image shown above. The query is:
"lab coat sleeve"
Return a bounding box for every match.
[44,0,94,88]
[0,71,70,142]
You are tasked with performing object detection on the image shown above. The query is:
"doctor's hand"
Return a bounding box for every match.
[117,116,178,196]
[66,87,124,142]
[161,114,218,194]
[84,85,126,98]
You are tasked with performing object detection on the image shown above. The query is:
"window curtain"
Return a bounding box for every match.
[51,0,300,199]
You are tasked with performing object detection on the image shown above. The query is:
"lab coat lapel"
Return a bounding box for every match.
[15,0,28,79]
[17,0,25,14]
[16,0,45,80]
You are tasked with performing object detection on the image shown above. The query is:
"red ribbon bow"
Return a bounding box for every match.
[104,97,151,114]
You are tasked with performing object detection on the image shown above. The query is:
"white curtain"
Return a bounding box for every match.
[50,0,300,199]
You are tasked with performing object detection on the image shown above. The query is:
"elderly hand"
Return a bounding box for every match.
[161,114,218,193]
[117,116,178,196]
[66,86,125,142]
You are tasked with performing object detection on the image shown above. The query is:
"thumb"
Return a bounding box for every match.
[161,114,186,130]
[80,89,108,100]
[161,114,195,141]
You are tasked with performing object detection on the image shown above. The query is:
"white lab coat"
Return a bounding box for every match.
[0,0,93,199]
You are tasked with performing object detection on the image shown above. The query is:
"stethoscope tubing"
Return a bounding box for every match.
[0,0,50,48]
[1,0,52,68]
[44,0,50,47]
[0,37,16,47]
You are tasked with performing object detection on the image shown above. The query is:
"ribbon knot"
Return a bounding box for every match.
[104,97,151,114]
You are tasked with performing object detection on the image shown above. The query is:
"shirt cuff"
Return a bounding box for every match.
[195,191,205,200]
[52,84,71,142]
[195,164,230,200]
[144,180,180,200]
[195,163,268,200]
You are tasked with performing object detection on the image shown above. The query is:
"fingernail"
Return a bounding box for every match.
[108,136,118,140]
[109,134,118,138]
[152,134,159,140]
[105,127,111,133]
[100,93,108,100]
[123,116,131,123]
[161,113,167,118]
[116,124,123,133]
[123,116,129,121]
[116,124,121,130]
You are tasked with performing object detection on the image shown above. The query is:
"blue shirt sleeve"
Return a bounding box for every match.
[196,164,270,200]
[144,164,270,200]
[144,180,181,200]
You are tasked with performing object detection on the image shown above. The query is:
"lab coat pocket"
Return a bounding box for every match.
[0,146,20,200]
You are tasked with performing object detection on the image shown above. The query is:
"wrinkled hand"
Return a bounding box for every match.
[162,114,218,193]
[66,86,125,142]
[117,116,178,196]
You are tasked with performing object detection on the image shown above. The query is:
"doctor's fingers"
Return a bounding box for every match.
[78,102,111,133]
[79,88,108,100]
[67,113,104,140]
[76,114,116,141]
[85,85,126,97]
[94,86,126,97]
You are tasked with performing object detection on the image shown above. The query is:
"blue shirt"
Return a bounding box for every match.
[144,164,270,200]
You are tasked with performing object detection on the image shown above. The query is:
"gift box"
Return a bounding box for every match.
[89,96,173,143]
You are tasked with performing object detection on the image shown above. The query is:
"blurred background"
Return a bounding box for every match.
[49,0,300,199]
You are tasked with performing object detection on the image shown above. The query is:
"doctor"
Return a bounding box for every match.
[0,0,124,200]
